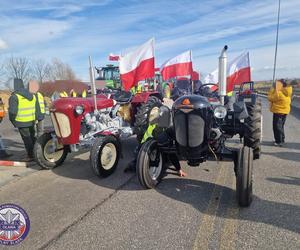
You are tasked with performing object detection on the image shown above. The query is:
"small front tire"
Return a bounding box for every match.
[90,136,120,177]
[236,146,253,207]
[136,139,165,189]
[34,132,68,169]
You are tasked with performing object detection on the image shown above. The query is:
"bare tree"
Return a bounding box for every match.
[49,58,76,81]
[32,59,51,83]
[5,56,32,85]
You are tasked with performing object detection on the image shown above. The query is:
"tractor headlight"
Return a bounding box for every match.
[214,106,227,119]
[75,105,84,115]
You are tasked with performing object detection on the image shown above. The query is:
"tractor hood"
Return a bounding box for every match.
[173,95,211,110]
[51,97,114,114]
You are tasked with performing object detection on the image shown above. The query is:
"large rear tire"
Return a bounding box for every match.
[90,136,120,178]
[244,99,262,160]
[34,132,68,169]
[236,146,253,207]
[136,139,165,189]
[134,96,162,142]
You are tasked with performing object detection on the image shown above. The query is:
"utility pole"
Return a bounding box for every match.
[272,0,281,87]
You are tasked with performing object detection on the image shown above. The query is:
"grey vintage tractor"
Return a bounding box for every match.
[136,46,262,207]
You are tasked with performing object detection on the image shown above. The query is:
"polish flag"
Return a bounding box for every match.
[119,38,155,91]
[160,50,193,81]
[204,52,251,92]
[108,53,120,61]
[227,52,251,92]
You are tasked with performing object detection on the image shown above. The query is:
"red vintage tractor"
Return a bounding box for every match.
[34,89,162,177]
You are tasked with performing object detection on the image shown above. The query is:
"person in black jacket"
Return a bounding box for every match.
[8,79,37,161]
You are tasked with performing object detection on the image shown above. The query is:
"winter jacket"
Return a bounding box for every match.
[267,86,292,114]
[9,81,37,128]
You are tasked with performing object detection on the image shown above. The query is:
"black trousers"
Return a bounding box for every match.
[273,113,287,144]
[19,126,36,158]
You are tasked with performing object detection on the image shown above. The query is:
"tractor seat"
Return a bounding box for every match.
[113,90,133,103]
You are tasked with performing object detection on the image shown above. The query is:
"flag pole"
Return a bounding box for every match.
[190,50,194,95]
[272,0,281,87]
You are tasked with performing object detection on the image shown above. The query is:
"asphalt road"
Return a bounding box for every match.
[0,99,299,250]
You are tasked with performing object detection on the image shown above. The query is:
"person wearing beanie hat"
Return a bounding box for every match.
[8,78,37,161]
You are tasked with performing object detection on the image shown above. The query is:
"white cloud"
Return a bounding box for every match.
[0,0,299,81]
[0,38,7,49]
[0,17,75,49]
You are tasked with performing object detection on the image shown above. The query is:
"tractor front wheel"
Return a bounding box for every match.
[236,146,253,207]
[136,139,165,189]
[34,132,69,169]
[90,136,120,177]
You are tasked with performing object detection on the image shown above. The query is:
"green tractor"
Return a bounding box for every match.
[95,65,121,89]
[154,70,173,98]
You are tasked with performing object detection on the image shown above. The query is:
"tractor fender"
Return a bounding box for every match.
[131,91,163,104]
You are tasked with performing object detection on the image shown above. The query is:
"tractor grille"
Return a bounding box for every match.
[50,112,71,138]
[174,112,205,148]
[188,114,204,147]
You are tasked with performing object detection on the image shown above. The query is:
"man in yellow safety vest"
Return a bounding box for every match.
[29,80,46,137]
[9,79,37,161]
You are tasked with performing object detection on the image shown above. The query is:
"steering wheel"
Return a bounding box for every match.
[199,83,219,97]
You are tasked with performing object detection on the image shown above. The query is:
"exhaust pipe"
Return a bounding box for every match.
[88,56,98,113]
[218,45,228,105]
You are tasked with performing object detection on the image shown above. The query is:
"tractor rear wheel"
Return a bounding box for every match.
[236,146,253,207]
[244,100,262,160]
[90,135,120,177]
[34,132,69,169]
[134,96,162,142]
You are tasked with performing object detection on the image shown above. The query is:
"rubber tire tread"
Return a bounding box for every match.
[136,139,164,189]
[236,146,253,207]
[134,96,162,142]
[90,135,120,178]
[34,132,68,169]
[244,99,262,159]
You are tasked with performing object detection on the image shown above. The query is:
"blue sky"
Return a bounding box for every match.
[0,0,299,82]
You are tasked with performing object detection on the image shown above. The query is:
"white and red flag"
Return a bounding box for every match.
[204,52,251,92]
[227,52,251,92]
[119,38,155,91]
[160,50,193,81]
[108,53,120,61]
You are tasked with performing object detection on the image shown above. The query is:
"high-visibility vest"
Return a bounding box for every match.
[71,91,77,97]
[227,91,233,97]
[141,124,157,143]
[130,87,136,95]
[15,94,36,123]
[82,89,87,98]
[60,91,68,97]
[37,92,45,114]
[137,84,142,93]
